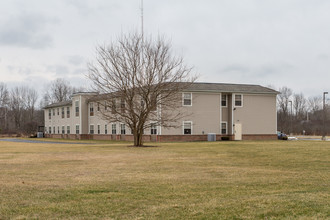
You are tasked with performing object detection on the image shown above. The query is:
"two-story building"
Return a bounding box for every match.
[44,82,279,141]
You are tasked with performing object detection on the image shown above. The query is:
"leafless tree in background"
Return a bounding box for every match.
[293,93,307,120]
[277,86,293,133]
[45,78,73,104]
[88,33,195,146]
[0,83,9,131]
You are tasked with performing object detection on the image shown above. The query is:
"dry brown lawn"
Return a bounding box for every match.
[0,139,329,219]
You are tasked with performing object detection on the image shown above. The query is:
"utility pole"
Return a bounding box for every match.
[322,92,328,140]
[289,100,293,135]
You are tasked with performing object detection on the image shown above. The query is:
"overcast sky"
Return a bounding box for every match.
[0,0,329,97]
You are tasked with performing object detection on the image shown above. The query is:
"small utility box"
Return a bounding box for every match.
[208,133,216,141]
[37,132,44,138]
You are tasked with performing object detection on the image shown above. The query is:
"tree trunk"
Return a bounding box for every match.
[133,128,143,147]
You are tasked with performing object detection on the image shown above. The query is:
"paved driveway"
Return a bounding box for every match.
[0,138,92,144]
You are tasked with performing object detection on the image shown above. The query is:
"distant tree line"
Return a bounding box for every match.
[0,78,85,135]
[277,86,330,135]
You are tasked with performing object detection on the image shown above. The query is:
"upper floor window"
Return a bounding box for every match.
[221,122,227,134]
[111,100,116,114]
[104,101,107,111]
[90,103,94,116]
[75,100,79,117]
[48,110,51,119]
[97,103,100,111]
[61,107,65,119]
[120,99,125,113]
[57,108,59,115]
[52,109,55,116]
[183,93,192,106]
[183,121,192,135]
[67,107,70,118]
[221,95,227,107]
[235,94,243,107]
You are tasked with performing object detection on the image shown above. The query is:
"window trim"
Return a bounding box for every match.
[75,100,79,117]
[89,124,94,134]
[97,124,100,134]
[221,122,228,135]
[111,123,117,135]
[221,94,228,107]
[183,121,192,135]
[120,123,126,135]
[105,124,108,134]
[90,103,94,116]
[75,124,80,134]
[67,125,70,134]
[234,94,243,107]
[182,93,192,106]
[150,122,157,135]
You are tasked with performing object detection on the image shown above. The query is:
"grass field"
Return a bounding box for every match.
[0,139,329,219]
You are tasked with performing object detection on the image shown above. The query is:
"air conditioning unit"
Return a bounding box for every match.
[207,133,216,141]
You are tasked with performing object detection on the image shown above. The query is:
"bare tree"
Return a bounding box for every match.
[9,86,27,130]
[25,88,38,122]
[293,93,306,120]
[0,83,9,132]
[45,78,73,104]
[88,33,195,146]
[308,96,322,113]
[277,86,293,133]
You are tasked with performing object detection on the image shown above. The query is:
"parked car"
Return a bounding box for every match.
[277,131,288,140]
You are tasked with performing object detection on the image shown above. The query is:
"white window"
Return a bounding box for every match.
[151,123,157,135]
[97,125,100,134]
[75,100,79,117]
[48,110,51,119]
[221,94,227,107]
[221,122,227,135]
[62,126,65,134]
[90,103,94,116]
[183,121,192,135]
[76,125,79,134]
[53,127,55,134]
[90,125,94,134]
[235,94,243,107]
[112,124,116,134]
[120,124,126,134]
[105,125,108,134]
[183,93,192,106]
[49,127,51,134]
[67,126,70,134]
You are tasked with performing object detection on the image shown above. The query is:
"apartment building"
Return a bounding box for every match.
[44,83,279,141]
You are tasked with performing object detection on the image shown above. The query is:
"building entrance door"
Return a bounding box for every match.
[234,123,242,140]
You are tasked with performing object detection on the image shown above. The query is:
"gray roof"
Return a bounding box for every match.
[44,100,72,109]
[185,82,279,94]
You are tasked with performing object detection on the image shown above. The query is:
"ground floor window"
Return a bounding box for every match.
[151,123,157,134]
[112,124,116,134]
[62,126,65,134]
[76,125,79,134]
[57,126,59,134]
[183,121,192,135]
[105,125,108,134]
[90,125,94,134]
[49,127,51,134]
[221,122,227,134]
[53,127,55,134]
[67,126,70,134]
[97,125,100,134]
[120,124,125,134]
